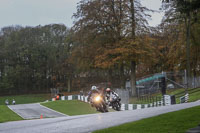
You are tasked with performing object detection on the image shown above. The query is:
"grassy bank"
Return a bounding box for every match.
[0,105,23,123]
[130,88,200,104]
[94,106,200,133]
[0,94,51,105]
[41,100,99,116]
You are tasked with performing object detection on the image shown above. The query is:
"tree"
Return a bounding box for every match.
[162,0,200,88]
[72,0,153,96]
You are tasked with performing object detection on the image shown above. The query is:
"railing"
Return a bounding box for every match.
[136,95,164,105]
[174,88,200,98]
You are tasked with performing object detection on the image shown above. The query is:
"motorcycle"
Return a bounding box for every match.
[90,93,108,113]
[108,94,121,111]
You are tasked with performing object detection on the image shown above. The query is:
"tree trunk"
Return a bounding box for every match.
[107,69,113,84]
[130,0,136,40]
[130,0,137,96]
[193,69,196,88]
[130,61,137,96]
[67,77,71,92]
[120,64,126,89]
[186,12,191,90]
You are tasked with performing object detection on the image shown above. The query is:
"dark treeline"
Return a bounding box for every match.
[0,24,126,95]
[0,24,72,95]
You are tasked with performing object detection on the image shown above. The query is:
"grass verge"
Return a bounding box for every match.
[0,94,51,105]
[171,88,200,104]
[0,105,23,123]
[189,91,200,102]
[130,88,200,104]
[41,100,99,116]
[94,106,200,133]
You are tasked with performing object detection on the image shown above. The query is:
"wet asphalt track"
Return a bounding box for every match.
[1,101,200,133]
[8,103,66,119]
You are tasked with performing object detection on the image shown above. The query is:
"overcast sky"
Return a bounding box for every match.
[0,0,164,29]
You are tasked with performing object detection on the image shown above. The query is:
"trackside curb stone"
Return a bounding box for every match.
[50,95,169,111]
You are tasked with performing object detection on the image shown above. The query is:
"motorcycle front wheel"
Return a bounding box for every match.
[112,102,121,111]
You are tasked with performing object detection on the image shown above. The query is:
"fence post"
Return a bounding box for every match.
[152,97,154,107]
[160,77,166,95]
[162,96,165,106]
[156,96,158,107]
[150,96,152,104]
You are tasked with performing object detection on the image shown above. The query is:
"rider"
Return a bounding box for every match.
[87,85,100,102]
[105,88,120,106]
[12,99,16,105]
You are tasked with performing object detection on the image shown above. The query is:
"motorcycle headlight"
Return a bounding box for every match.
[95,96,101,102]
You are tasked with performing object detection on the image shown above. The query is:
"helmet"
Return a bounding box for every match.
[106,88,111,92]
[91,86,97,90]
